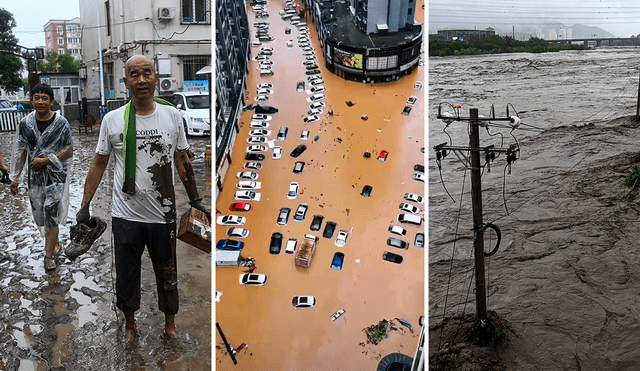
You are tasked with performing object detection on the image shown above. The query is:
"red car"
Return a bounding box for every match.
[378,150,389,162]
[229,202,253,212]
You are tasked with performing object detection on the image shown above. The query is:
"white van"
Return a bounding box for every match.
[397,213,422,226]
[285,238,298,254]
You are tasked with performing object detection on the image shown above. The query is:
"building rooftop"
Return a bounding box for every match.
[322,1,421,49]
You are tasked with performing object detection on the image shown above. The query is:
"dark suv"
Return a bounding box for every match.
[270,232,283,254]
[323,221,336,238]
[387,237,409,250]
[310,214,324,231]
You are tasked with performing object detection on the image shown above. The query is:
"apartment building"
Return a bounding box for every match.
[43,18,82,60]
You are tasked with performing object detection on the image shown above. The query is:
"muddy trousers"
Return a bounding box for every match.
[112,218,179,316]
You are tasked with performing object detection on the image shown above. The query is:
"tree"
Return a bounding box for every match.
[0,8,24,92]
[39,51,81,73]
[39,50,59,73]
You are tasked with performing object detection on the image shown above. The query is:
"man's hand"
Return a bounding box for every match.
[29,157,50,170]
[10,182,18,195]
[76,203,91,224]
[189,199,211,223]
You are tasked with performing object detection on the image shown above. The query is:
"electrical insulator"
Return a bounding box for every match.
[441,111,455,124]
[509,116,521,128]
[436,151,442,160]
[442,149,447,158]
[490,152,496,161]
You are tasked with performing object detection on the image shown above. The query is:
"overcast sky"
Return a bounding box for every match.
[429,0,640,37]
[4,0,80,48]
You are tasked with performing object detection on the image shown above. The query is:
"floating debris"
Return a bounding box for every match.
[345,101,355,107]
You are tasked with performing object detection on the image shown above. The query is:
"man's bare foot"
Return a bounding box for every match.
[165,314,177,338]
[125,313,137,341]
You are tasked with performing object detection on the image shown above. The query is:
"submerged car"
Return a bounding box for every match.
[226,227,250,238]
[290,144,307,158]
[292,295,316,308]
[415,232,424,248]
[244,162,263,170]
[335,230,349,247]
[310,214,324,231]
[272,146,283,159]
[216,239,244,251]
[249,129,271,136]
[387,237,409,250]
[382,251,403,264]
[237,180,261,189]
[287,182,299,199]
[399,202,421,214]
[388,225,407,237]
[229,202,253,212]
[252,114,272,121]
[404,193,423,203]
[330,252,344,270]
[323,221,336,238]
[239,273,268,286]
[293,161,305,174]
[236,171,259,180]
[270,232,283,254]
[234,190,262,201]
[246,145,267,153]
[216,215,246,226]
[277,207,291,225]
[249,121,270,129]
[303,115,319,123]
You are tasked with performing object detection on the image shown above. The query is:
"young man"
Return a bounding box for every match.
[78,55,209,341]
[9,83,73,270]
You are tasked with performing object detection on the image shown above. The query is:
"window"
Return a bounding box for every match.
[67,38,80,44]
[58,49,65,55]
[58,38,64,46]
[66,25,79,32]
[57,26,63,34]
[182,55,211,81]
[182,0,211,24]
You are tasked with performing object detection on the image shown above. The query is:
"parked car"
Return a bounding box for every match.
[305,69,321,76]
[378,150,389,161]
[303,115,319,123]
[272,146,283,159]
[310,86,325,94]
[300,130,310,140]
[413,172,425,182]
[285,238,298,254]
[330,252,344,270]
[249,121,270,129]
[402,105,412,115]
[323,221,336,238]
[296,81,305,91]
[361,185,373,197]
[382,251,403,264]
[308,108,323,115]
[309,79,324,87]
[239,273,268,286]
[229,202,253,212]
[237,180,261,190]
[216,215,246,226]
[290,144,307,158]
[226,227,250,238]
[236,172,259,180]
[399,202,421,214]
[277,207,291,225]
[216,239,244,251]
[249,129,271,136]
[309,101,325,109]
[404,193,423,203]
[414,164,425,173]
[171,91,210,136]
[244,162,262,170]
[335,230,349,247]
[293,203,308,221]
[292,295,316,308]
[270,232,283,254]
[247,136,268,144]
[388,225,407,237]
[247,145,267,153]
[257,82,273,89]
[310,214,324,231]
[252,114,272,121]
[415,232,424,248]
[307,93,324,102]
[293,161,305,174]
[287,182,299,199]
[277,126,289,140]
[235,190,261,201]
[397,213,422,226]
[255,95,269,101]
[387,237,409,250]
[414,81,423,90]
[406,96,417,106]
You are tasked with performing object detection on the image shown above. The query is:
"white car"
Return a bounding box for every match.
[413,172,425,182]
[308,108,323,115]
[260,69,274,76]
[257,83,273,89]
[258,60,274,67]
[249,129,271,136]
[239,273,268,286]
[247,145,267,153]
[303,115,319,123]
[404,193,424,203]
[237,180,262,190]
[260,46,273,52]
[307,94,324,102]
[246,136,267,144]
[292,295,316,308]
[303,60,316,66]
[250,121,270,129]
[235,190,262,201]
[287,182,299,199]
[171,91,210,136]
[309,101,325,109]
[252,114,272,121]
[254,55,270,61]
[217,215,246,226]
[257,88,273,95]
[388,225,407,237]
[399,202,421,214]
[309,79,324,87]
[300,130,310,140]
[272,146,283,159]
[236,171,259,180]
[310,86,325,94]
[227,227,250,238]
[255,95,269,101]
[298,42,310,48]
[335,230,349,247]
[407,96,417,106]
[244,162,262,170]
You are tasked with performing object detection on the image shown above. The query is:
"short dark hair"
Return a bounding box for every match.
[30,84,54,100]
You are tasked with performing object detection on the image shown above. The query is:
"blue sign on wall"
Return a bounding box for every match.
[184,80,209,92]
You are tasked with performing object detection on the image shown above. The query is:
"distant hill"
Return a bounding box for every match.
[429,22,615,39]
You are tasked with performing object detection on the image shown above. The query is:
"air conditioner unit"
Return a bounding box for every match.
[158,7,176,20]
[159,77,178,92]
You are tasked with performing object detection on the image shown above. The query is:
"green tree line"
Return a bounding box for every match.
[430,36,590,57]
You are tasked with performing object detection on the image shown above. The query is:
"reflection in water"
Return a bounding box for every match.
[215,0,425,369]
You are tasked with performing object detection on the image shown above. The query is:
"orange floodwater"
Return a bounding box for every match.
[215,1,425,369]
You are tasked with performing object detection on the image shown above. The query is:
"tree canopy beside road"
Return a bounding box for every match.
[0,8,24,92]
[39,50,82,73]
[430,36,590,57]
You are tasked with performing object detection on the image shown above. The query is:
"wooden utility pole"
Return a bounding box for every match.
[469,108,487,319]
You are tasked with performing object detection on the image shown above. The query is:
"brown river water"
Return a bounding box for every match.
[215,0,425,369]
[429,48,640,369]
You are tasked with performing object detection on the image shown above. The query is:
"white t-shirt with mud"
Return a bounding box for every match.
[96,103,189,224]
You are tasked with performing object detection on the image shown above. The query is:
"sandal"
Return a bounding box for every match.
[44,256,57,270]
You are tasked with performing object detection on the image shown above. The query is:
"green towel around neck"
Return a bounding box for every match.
[122,97,175,195]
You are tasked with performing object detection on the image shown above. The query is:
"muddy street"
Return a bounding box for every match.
[0,122,211,370]
[429,48,640,369]
[215,0,425,369]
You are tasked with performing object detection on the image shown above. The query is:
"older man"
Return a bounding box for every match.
[78,55,209,341]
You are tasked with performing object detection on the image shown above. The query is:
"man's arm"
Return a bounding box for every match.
[76,153,109,223]
[30,144,73,170]
[175,150,210,221]
[0,147,7,174]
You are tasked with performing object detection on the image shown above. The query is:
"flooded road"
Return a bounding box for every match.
[0,122,211,370]
[215,0,425,369]
[429,48,640,369]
